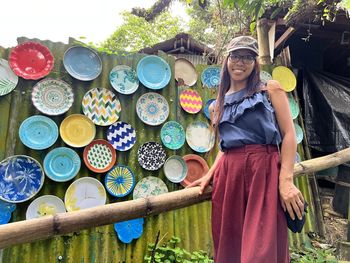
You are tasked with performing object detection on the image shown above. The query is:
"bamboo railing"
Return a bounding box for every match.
[1,147,350,249]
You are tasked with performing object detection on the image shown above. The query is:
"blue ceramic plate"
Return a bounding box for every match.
[294,123,304,144]
[114,218,144,244]
[136,92,169,126]
[109,65,139,95]
[44,147,81,182]
[201,66,221,88]
[19,115,58,150]
[0,155,45,203]
[203,99,215,119]
[63,46,102,81]
[295,152,301,163]
[163,155,188,183]
[0,200,16,224]
[107,121,136,151]
[160,121,185,150]
[136,55,171,90]
[288,94,300,120]
[105,165,135,197]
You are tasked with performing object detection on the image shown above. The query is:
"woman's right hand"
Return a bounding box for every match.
[186,170,214,195]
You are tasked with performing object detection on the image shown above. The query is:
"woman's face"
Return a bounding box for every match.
[227,49,256,83]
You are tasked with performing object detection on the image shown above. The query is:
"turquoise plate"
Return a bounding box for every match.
[294,123,304,144]
[136,55,171,90]
[105,165,135,197]
[44,147,81,182]
[19,115,58,150]
[201,66,221,88]
[288,94,300,120]
[109,65,139,95]
[203,99,215,119]
[160,121,185,150]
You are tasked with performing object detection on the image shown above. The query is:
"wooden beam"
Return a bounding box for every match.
[274,26,296,50]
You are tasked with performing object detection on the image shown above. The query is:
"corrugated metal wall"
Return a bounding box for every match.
[0,37,316,263]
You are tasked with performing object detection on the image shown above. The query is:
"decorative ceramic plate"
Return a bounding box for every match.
[186,121,215,153]
[136,55,171,90]
[32,78,74,115]
[288,94,299,120]
[60,114,96,148]
[64,177,106,212]
[63,46,102,81]
[136,92,169,126]
[295,152,301,163]
[181,154,209,187]
[204,99,215,119]
[0,200,16,225]
[0,155,45,203]
[114,218,144,244]
[19,115,58,150]
[82,88,121,126]
[163,155,188,183]
[107,121,136,151]
[0,59,18,96]
[137,142,166,171]
[133,176,168,199]
[179,89,202,114]
[109,65,139,95]
[201,66,221,88]
[260,70,272,83]
[294,123,304,144]
[44,147,81,182]
[26,195,66,219]
[8,42,54,80]
[174,58,198,86]
[160,121,185,150]
[83,139,116,173]
[105,165,135,197]
[272,66,296,92]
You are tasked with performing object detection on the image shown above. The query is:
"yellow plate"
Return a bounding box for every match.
[272,66,296,92]
[60,114,96,148]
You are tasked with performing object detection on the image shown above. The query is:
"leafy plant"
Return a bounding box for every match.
[290,246,338,263]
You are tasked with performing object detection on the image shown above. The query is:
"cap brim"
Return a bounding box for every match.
[227,47,259,55]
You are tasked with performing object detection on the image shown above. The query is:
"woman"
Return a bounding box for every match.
[187,36,305,263]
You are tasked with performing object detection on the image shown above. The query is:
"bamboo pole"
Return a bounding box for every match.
[1,148,350,249]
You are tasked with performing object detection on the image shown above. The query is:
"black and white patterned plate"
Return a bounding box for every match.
[137,142,166,171]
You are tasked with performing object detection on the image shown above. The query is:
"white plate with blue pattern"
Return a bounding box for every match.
[109,65,139,95]
[136,92,169,126]
[186,121,215,153]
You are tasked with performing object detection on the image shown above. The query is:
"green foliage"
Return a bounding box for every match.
[144,236,213,263]
[290,247,338,263]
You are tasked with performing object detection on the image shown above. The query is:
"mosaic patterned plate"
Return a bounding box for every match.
[136,55,171,90]
[0,155,45,203]
[19,115,58,150]
[9,42,54,80]
[272,66,296,92]
[260,70,272,83]
[83,139,116,173]
[179,88,202,114]
[32,78,74,115]
[107,121,136,151]
[174,58,198,86]
[105,165,135,197]
[163,155,188,183]
[109,65,139,95]
[26,195,66,219]
[63,46,102,81]
[137,142,166,171]
[0,200,16,224]
[204,99,215,119]
[44,147,81,182]
[288,94,300,120]
[294,123,304,144]
[82,88,121,126]
[181,154,209,187]
[133,176,168,200]
[60,114,96,148]
[64,177,106,212]
[201,66,221,88]
[186,121,215,153]
[136,92,169,126]
[0,59,18,96]
[160,121,185,150]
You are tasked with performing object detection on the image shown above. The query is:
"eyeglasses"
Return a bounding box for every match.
[228,54,256,65]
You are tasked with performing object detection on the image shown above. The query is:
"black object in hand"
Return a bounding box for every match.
[285,201,308,233]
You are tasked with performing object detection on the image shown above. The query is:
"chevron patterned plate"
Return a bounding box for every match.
[107,121,136,151]
[0,59,18,96]
[179,88,202,114]
[83,139,116,173]
[82,88,121,126]
[105,165,135,197]
[136,92,169,126]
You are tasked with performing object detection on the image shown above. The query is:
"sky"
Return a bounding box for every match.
[0,0,187,48]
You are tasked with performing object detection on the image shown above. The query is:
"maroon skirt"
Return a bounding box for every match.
[212,145,289,263]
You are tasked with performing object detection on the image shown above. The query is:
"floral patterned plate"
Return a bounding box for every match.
[0,59,18,96]
[64,177,106,212]
[133,176,168,199]
[201,66,221,88]
[136,92,169,126]
[181,154,209,187]
[82,88,121,126]
[32,78,74,115]
[179,88,202,114]
[107,121,137,151]
[83,139,116,173]
[186,121,215,153]
[109,65,139,95]
[26,195,66,219]
[163,155,188,183]
[105,165,135,197]
[160,121,185,150]
[137,142,166,171]
[0,155,45,203]
[114,218,144,244]
[0,200,16,224]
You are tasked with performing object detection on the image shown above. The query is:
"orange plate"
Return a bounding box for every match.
[181,154,209,187]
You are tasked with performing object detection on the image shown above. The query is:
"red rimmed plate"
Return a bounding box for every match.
[181,154,209,187]
[9,42,54,80]
[83,139,117,173]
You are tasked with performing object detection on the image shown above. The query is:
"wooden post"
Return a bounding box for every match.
[257,18,272,65]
